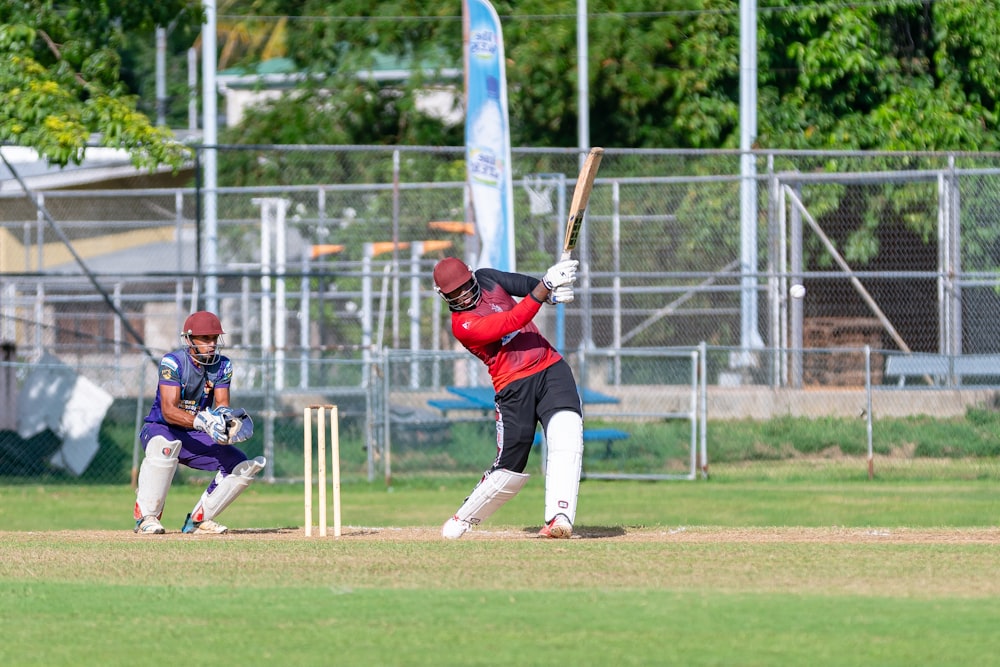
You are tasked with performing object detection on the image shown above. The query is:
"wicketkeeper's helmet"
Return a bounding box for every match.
[181,311,226,364]
[182,311,226,337]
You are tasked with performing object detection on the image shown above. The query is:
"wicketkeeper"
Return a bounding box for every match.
[433,256,584,539]
[133,311,264,535]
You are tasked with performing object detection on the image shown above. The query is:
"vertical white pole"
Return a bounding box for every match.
[275,199,287,391]
[410,242,422,388]
[577,0,590,157]
[699,341,709,479]
[201,0,219,312]
[865,345,874,479]
[392,150,401,349]
[331,405,342,537]
[303,406,312,536]
[361,243,374,388]
[431,275,442,388]
[156,27,167,126]
[738,0,761,367]
[300,248,310,389]
[257,199,273,361]
[611,181,621,384]
[317,406,327,538]
[188,48,198,131]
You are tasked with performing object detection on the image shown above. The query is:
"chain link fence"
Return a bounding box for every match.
[2,146,1000,483]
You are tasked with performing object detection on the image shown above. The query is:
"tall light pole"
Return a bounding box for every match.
[738,0,762,366]
[577,0,593,356]
[202,0,219,313]
[577,0,590,159]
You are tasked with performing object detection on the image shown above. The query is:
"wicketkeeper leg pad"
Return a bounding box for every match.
[543,410,584,525]
[134,436,181,520]
[188,456,267,523]
[443,468,530,538]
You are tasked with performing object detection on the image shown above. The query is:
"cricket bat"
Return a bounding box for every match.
[561,147,604,261]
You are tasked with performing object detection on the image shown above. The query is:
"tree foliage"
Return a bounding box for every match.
[756,0,1000,152]
[220,0,464,146]
[0,1,204,169]
[211,0,1000,153]
[10,1,1000,164]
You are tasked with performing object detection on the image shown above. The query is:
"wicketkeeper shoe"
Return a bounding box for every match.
[441,516,471,539]
[538,513,573,539]
[181,514,228,535]
[134,515,166,534]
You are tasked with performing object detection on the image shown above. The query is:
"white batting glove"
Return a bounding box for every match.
[547,285,575,304]
[194,409,230,444]
[542,259,579,290]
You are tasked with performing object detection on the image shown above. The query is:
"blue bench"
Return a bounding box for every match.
[429,385,630,456]
[533,427,631,458]
[432,385,621,413]
[426,398,490,416]
[579,387,621,405]
[442,385,496,408]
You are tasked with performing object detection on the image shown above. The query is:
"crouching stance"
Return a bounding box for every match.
[133,311,264,535]
[433,257,585,539]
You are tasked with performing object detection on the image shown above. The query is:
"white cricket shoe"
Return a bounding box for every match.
[135,515,165,534]
[539,513,573,539]
[181,514,228,534]
[441,516,471,539]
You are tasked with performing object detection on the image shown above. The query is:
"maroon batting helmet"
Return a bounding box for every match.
[433,258,480,311]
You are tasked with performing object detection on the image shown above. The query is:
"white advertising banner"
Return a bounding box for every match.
[464,0,515,271]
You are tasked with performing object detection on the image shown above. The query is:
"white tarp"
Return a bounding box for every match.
[17,353,113,476]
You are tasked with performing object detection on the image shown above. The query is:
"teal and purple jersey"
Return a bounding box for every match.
[144,348,233,425]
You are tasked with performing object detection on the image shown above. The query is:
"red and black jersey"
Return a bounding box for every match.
[449,268,563,392]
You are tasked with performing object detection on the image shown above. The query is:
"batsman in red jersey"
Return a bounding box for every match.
[433,256,584,539]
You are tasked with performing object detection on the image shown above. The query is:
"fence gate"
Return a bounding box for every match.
[770,168,959,388]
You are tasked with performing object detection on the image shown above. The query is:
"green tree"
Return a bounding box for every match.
[756,0,1000,152]
[206,2,471,147]
[214,1,1000,152]
[0,1,204,169]
[24,2,1000,159]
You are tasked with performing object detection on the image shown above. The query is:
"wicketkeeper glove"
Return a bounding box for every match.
[224,408,255,443]
[542,259,579,290]
[194,408,230,444]
[547,285,575,305]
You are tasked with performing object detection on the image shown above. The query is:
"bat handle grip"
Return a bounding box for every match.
[560,250,572,262]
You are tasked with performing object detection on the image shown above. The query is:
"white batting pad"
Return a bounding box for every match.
[134,436,181,519]
[448,468,530,534]
[189,456,266,523]
[544,410,584,524]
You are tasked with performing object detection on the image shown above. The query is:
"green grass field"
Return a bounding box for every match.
[3,475,1000,666]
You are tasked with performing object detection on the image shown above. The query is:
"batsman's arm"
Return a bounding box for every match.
[452,296,544,347]
[482,266,573,305]
[483,267,537,299]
